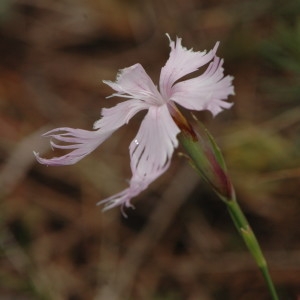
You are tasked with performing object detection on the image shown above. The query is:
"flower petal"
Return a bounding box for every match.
[98,104,180,210]
[93,99,150,130]
[130,105,179,175]
[34,128,112,166]
[98,167,166,214]
[103,63,164,106]
[159,35,218,99]
[170,56,234,116]
[36,97,151,166]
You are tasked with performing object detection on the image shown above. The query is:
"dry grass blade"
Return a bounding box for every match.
[0,126,51,197]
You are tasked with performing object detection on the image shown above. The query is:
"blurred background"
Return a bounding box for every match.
[0,0,300,299]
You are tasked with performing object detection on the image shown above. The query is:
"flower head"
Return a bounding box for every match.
[34,34,234,212]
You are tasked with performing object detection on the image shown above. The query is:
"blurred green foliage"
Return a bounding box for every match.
[259,20,300,105]
[0,0,11,23]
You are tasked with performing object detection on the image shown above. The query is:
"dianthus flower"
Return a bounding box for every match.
[34,34,234,211]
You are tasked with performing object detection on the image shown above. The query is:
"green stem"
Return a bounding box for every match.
[178,128,279,299]
[226,199,279,300]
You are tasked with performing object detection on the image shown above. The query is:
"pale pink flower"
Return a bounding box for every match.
[34,34,234,212]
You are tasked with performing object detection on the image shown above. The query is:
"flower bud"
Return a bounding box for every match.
[178,116,234,201]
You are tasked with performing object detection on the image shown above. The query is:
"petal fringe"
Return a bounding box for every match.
[34,128,111,166]
[159,35,218,99]
[170,56,234,116]
[103,64,164,106]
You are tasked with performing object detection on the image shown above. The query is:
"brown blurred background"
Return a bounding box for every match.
[0,0,300,299]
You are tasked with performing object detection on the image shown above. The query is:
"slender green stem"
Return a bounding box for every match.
[178,128,279,299]
[226,199,279,300]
